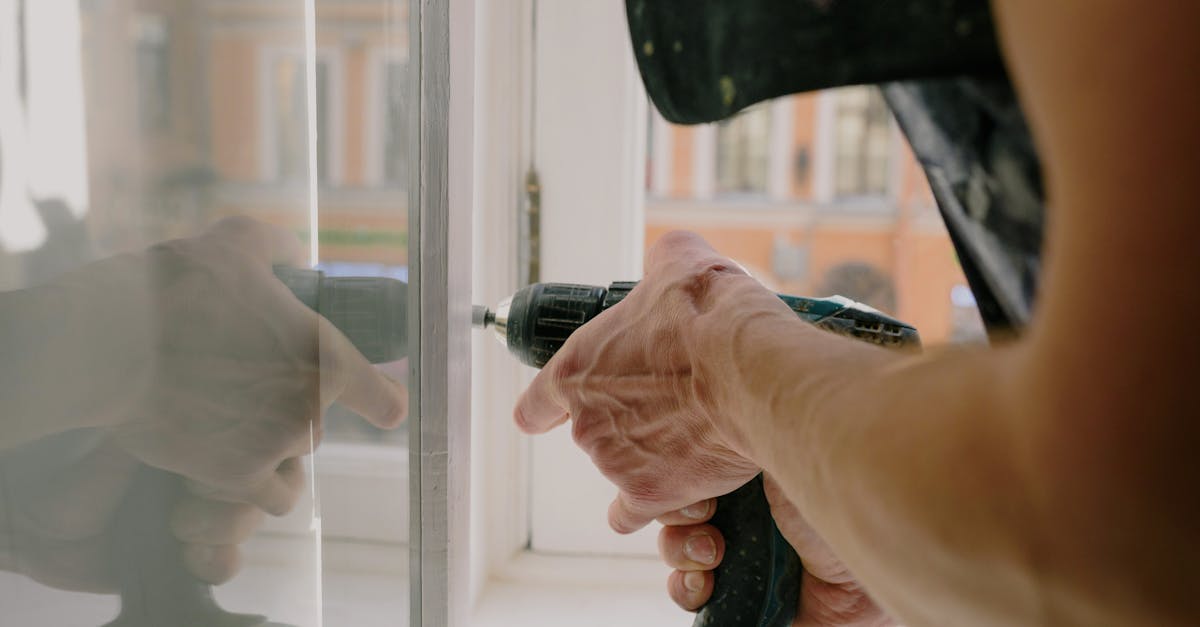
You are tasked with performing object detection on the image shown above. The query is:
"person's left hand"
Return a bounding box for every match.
[658,474,894,626]
[0,430,264,593]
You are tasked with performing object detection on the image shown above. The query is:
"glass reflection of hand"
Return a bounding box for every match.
[0,431,262,592]
[109,216,408,516]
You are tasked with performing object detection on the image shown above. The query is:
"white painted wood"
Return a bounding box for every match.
[812,89,837,204]
[693,123,717,200]
[649,108,673,198]
[888,115,906,199]
[469,0,536,610]
[409,0,474,623]
[768,97,794,201]
[528,0,657,559]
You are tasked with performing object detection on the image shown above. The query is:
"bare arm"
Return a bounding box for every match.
[694,3,1200,625]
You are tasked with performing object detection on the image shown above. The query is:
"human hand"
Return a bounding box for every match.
[0,431,264,593]
[659,474,894,626]
[513,231,802,533]
[107,217,406,515]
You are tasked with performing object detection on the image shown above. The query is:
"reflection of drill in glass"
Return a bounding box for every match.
[103,266,411,627]
[104,469,297,627]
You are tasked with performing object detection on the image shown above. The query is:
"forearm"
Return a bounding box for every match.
[763,336,1040,627]
[700,282,1196,626]
[0,255,154,449]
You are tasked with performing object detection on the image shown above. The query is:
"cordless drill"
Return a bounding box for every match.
[471,281,919,627]
[276,271,920,627]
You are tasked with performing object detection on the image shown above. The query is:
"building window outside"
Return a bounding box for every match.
[271,54,329,183]
[816,261,897,315]
[715,104,770,195]
[381,60,410,187]
[134,14,170,133]
[833,86,892,198]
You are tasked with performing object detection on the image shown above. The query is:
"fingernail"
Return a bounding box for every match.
[684,571,705,593]
[684,534,717,565]
[680,501,710,520]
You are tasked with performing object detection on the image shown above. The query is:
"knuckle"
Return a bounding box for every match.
[212,215,259,236]
[654,230,697,254]
[569,412,596,447]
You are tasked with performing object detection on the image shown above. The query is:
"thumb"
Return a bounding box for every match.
[608,492,657,535]
[762,473,851,585]
[319,316,408,429]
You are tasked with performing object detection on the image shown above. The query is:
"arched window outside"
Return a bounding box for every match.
[816,261,897,314]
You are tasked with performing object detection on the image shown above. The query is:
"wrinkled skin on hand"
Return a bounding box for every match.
[659,476,894,627]
[516,231,891,625]
[109,217,407,516]
[514,232,763,534]
[0,431,261,592]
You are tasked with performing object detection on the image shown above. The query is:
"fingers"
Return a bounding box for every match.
[658,523,723,571]
[656,498,716,526]
[182,544,242,585]
[318,316,408,429]
[608,491,660,534]
[645,230,748,281]
[795,570,891,627]
[644,230,719,275]
[248,457,307,516]
[762,473,851,584]
[172,495,264,586]
[667,569,713,612]
[171,496,265,546]
[187,456,306,517]
[513,363,569,435]
[659,505,723,614]
[206,216,307,267]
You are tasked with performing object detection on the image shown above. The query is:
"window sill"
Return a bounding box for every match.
[472,551,690,627]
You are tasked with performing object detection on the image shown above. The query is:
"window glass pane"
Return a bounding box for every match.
[383,61,411,187]
[0,1,415,625]
[134,14,170,133]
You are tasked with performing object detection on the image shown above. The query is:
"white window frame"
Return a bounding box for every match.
[257,45,346,186]
[471,2,685,625]
[252,3,475,625]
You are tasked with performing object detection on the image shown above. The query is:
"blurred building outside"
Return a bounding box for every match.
[76,0,409,268]
[645,89,986,345]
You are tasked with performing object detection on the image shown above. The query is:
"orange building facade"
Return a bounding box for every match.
[78,0,410,266]
[644,89,983,344]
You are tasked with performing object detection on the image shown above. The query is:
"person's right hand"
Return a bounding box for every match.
[658,474,894,627]
[513,232,767,534]
[104,217,407,516]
